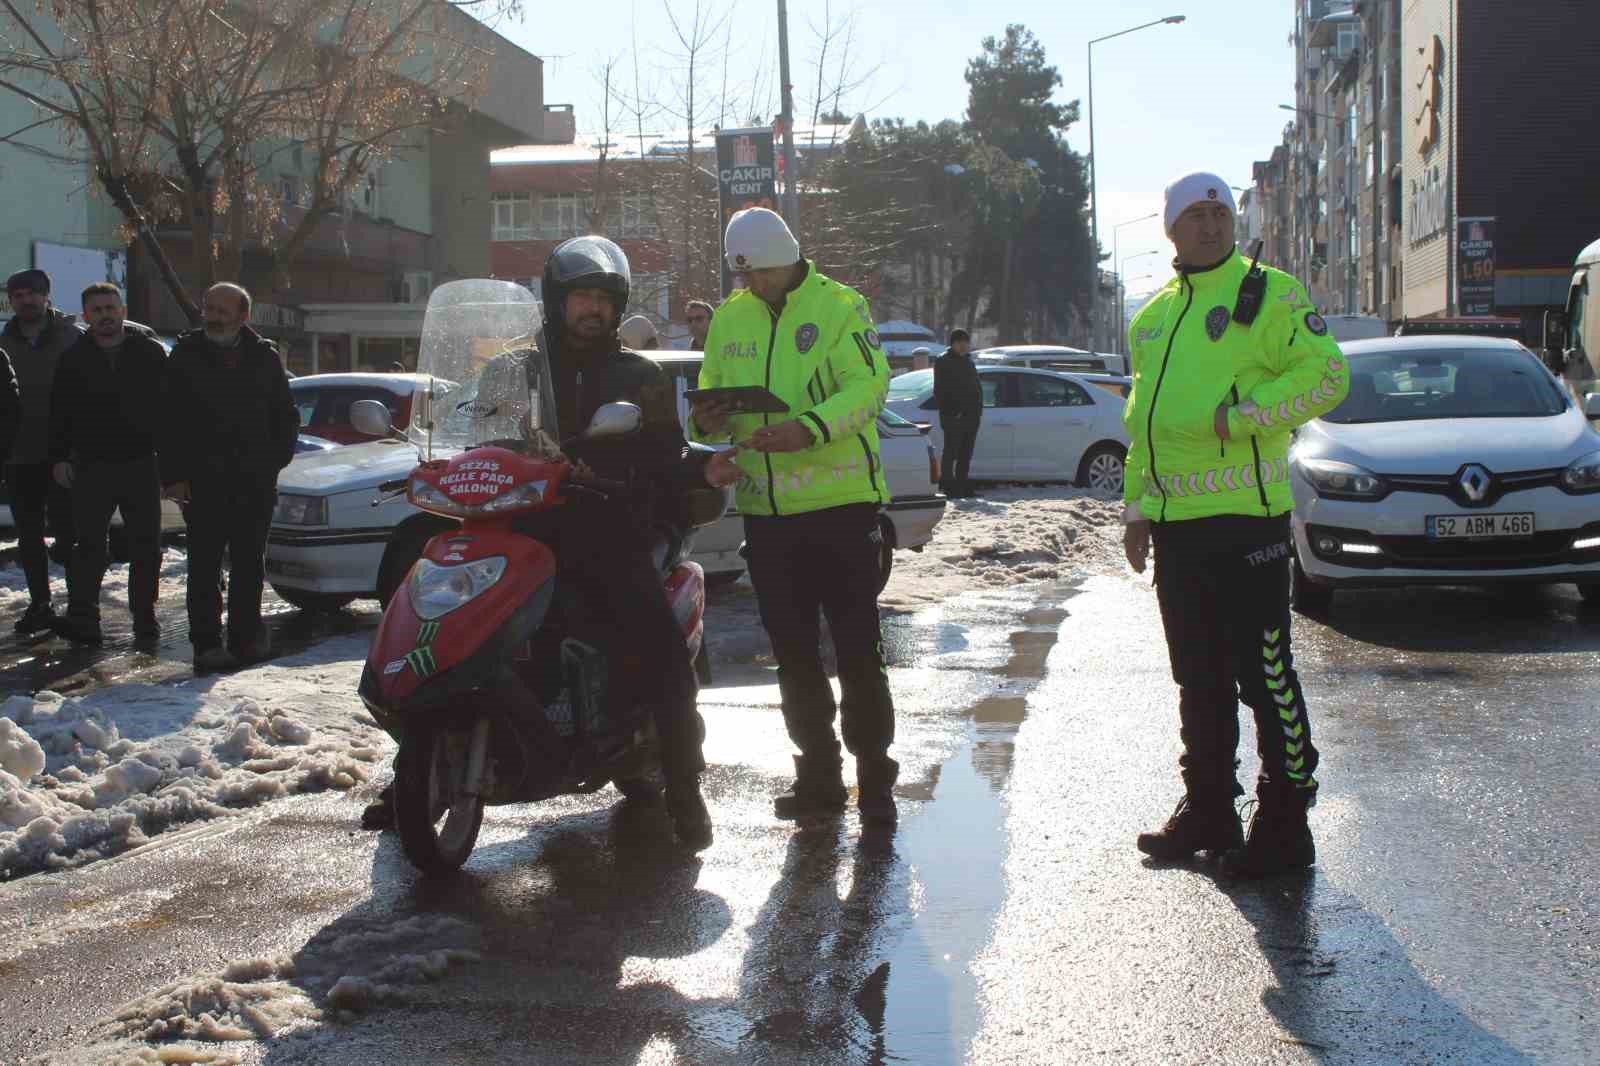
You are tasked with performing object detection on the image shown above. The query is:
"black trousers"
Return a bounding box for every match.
[520,503,706,783]
[1152,513,1319,800]
[939,416,980,490]
[185,476,275,653]
[5,461,75,605]
[744,502,895,763]
[68,455,163,624]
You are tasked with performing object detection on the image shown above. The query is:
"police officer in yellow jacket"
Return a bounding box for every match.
[1123,172,1350,878]
[690,207,899,827]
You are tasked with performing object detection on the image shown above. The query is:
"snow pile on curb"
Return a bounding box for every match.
[30,916,483,1065]
[883,486,1126,607]
[0,635,387,879]
[0,546,192,617]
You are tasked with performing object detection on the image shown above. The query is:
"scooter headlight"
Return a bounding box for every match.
[408,556,508,620]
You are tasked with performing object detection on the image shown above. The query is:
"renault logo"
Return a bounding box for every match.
[1458,464,1492,503]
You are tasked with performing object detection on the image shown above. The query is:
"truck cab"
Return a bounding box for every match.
[1543,236,1600,420]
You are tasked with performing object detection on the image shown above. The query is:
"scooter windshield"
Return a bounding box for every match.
[409,279,558,456]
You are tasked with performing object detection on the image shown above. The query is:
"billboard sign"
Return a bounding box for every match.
[715,127,778,297]
[1456,216,1496,316]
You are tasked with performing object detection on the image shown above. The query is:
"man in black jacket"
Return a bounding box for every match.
[161,283,299,673]
[1,269,74,632]
[932,328,983,497]
[49,284,166,644]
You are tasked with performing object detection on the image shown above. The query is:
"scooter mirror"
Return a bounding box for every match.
[585,401,643,438]
[350,399,395,437]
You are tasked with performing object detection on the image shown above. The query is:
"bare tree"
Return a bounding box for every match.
[0,0,509,322]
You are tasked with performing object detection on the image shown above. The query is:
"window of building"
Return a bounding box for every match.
[1349,215,1360,260]
[491,193,534,241]
[536,193,586,239]
[629,271,671,320]
[605,193,659,239]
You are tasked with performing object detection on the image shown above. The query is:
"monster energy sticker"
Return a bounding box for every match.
[406,620,441,678]
[1205,306,1229,342]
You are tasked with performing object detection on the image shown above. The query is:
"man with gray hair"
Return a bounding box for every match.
[162,283,299,673]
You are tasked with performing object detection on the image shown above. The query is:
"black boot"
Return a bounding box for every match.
[773,753,849,820]
[1136,793,1244,861]
[857,755,899,827]
[14,601,56,635]
[360,783,395,830]
[1221,788,1316,879]
[666,775,714,851]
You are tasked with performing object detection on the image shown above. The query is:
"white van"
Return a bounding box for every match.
[974,343,1129,378]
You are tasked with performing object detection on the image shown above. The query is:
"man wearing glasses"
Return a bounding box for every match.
[683,300,713,351]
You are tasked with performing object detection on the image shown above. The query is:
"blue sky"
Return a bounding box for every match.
[496,1,1295,297]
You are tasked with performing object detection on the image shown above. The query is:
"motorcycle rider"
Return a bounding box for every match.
[363,238,737,851]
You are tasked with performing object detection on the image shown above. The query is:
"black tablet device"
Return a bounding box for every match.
[684,385,791,414]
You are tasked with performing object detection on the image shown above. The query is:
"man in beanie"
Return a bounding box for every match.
[1122,172,1348,878]
[690,207,900,828]
[1,269,77,634]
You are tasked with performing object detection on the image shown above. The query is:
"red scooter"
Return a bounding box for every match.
[354,280,719,874]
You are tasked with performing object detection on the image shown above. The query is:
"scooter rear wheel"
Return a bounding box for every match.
[394,727,485,875]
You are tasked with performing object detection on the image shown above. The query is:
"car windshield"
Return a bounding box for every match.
[1323,347,1568,423]
[879,408,918,428]
[888,368,933,397]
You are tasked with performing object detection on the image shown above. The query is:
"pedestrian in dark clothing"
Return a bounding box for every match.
[161,283,299,674]
[1,269,77,632]
[49,285,167,645]
[932,328,982,497]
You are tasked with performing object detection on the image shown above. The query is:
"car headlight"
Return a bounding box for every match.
[1294,457,1388,500]
[272,493,327,525]
[1561,449,1600,494]
[408,556,508,620]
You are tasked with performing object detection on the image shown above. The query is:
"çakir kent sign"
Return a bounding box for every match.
[1456,217,1496,317]
[715,126,778,298]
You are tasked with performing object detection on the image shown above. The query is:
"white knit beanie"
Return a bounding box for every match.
[1162,172,1237,235]
[725,207,801,272]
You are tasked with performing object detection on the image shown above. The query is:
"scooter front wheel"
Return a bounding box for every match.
[394,725,486,875]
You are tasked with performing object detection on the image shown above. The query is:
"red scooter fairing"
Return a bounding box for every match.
[365,528,557,709]
[664,562,707,663]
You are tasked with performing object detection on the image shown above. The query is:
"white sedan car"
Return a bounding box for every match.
[884,365,1129,491]
[1289,336,1600,612]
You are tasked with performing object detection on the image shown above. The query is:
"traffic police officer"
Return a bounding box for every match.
[690,207,899,827]
[1123,172,1350,878]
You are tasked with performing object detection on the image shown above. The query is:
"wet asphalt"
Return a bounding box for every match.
[1,574,1597,1063]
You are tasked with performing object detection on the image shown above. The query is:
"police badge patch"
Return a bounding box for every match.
[864,330,882,349]
[1205,305,1230,342]
[1304,312,1328,336]
[795,323,819,353]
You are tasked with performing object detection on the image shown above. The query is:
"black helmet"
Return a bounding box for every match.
[542,235,631,335]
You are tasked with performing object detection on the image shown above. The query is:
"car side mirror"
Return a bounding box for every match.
[1542,310,1569,372]
[350,399,394,437]
[1584,393,1600,420]
[585,401,642,438]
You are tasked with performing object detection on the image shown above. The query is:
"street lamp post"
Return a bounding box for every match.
[1111,211,1158,355]
[1118,250,1160,360]
[1088,15,1185,352]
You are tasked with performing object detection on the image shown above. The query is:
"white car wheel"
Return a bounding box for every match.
[1076,444,1126,493]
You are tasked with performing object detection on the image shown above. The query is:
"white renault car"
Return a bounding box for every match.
[1289,336,1600,612]
[265,353,946,608]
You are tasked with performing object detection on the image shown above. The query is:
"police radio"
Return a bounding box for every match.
[1232,240,1267,326]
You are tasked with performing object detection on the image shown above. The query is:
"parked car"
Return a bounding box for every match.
[884,365,1130,492]
[973,343,1128,378]
[264,352,946,608]
[290,373,442,445]
[1323,314,1390,343]
[1288,335,1600,613]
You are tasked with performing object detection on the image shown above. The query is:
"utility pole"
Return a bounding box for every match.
[776,0,799,225]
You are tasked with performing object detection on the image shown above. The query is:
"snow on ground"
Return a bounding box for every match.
[0,635,386,880]
[0,545,193,617]
[881,485,1126,609]
[30,914,484,1066]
